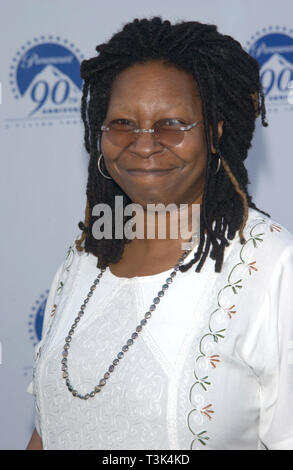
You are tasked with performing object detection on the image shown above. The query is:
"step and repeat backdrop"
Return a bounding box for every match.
[1,0,292,449]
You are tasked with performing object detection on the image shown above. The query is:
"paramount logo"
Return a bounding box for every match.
[20,52,74,68]
[6,36,84,127]
[250,42,293,58]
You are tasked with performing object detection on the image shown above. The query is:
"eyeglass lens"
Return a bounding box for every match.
[103,119,192,147]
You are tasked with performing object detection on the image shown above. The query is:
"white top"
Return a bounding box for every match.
[27,207,293,450]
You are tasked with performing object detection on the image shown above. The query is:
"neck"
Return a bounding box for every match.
[124,200,201,254]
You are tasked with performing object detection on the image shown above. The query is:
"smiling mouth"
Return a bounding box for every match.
[125,168,177,176]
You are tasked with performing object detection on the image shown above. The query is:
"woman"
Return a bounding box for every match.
[27,17,293,450]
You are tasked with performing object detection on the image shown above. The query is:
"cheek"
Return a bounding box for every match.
[100,135,126,173]
[181,130,207,162]
[173,130,208,177]
[101,135,112,158]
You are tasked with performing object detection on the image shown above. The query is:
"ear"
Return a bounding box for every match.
[209,120,224,154]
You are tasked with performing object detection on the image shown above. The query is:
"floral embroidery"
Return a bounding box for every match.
[251,232,264,248]
[270,223,281,232]
[187,396,214,433]
[57,280,64,295]
[32,239,78,407]
[50,304,57,317]
[65,245,75,272]
[209,354,220,369]
[230,279,242,295]
[247,260,258,275]
[191,372,211,392]
[187,217,282,449]
[200,404,214,420]
[33,240,77,373]
[191,430,209,448]
[225,304,237,319]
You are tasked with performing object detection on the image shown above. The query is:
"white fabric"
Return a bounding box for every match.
[27,207,293,450]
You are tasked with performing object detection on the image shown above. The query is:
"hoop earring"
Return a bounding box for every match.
[97,153,112,180]
[213,151,222,175]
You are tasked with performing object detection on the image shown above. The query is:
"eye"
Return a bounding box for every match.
[164,118,181,125]
[156,118,187,130]
[112,119,132,125]
[109,119,135,129]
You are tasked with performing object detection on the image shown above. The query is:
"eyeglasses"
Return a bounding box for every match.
[100,118,202,147]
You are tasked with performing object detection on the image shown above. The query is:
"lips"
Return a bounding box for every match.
[126,168,177,176]
[127,168,175,171]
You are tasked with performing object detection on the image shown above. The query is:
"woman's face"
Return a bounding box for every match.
[101,60,215,208]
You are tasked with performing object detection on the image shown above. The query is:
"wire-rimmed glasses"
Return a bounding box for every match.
[100,118,202,147]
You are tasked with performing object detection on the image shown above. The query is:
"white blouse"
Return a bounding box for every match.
[27,207,293,450]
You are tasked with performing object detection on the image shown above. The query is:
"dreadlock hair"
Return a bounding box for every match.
[76,16,270,273]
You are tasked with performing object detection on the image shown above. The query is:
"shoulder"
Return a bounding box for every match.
[220,207,293,288]
[243,207,293,257]
[54,234,92,294]
[60,233,100,282]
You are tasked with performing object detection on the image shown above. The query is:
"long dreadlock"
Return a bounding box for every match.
[76,16,270,273]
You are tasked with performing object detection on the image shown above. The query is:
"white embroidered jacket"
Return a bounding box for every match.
[27,208,293,450]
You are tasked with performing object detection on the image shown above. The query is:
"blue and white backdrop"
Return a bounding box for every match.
[0,0,292,450]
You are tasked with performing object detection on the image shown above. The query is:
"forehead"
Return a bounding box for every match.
[107,60,201,114]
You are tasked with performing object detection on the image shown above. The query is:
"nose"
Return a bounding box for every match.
[129,132,163,158]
